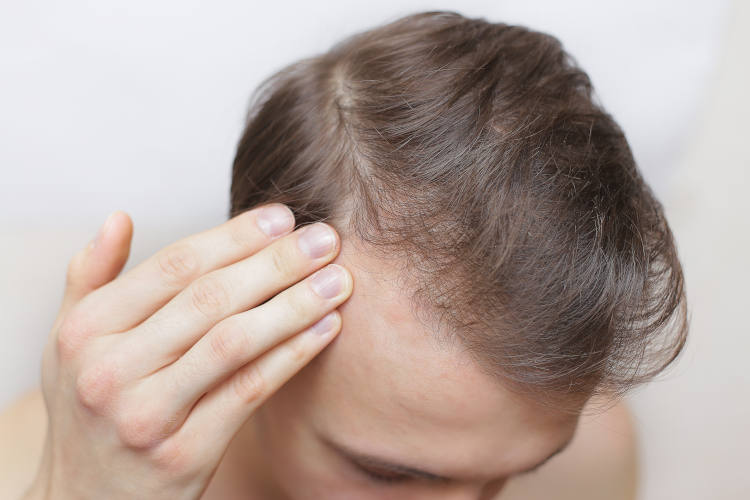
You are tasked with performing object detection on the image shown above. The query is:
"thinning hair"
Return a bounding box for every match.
[229,11,688,412]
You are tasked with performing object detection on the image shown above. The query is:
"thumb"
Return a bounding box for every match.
[60,210,134,315]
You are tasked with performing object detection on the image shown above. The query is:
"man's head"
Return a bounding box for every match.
[230,10,687,406]
[241,237,580,498]
[227,9,687,497]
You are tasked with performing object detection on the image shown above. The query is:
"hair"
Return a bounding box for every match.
[229,11,688,413]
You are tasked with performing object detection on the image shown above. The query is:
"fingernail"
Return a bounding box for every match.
[256,204,294,237]
[298,223,335,258]
[309,311,338,336]
[310,265,346,299]
[93,212,115,249]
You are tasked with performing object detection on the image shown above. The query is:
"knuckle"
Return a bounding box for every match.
[116,405,169,449]
[268,245,291,278]
[207,319,250,365]
[75,360,119,413]
[150,438,195,476]
[284,337,309,364]
[228,212,260,249]
[190,273,232,319]
[157,242,200,285]
[281,290,310,324]
[56,307,95,360]
[56,329,80,362]
[232,364,267,405]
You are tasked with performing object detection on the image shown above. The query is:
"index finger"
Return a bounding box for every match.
[72,203,296,335]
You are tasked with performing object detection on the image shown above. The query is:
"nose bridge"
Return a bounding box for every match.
[435,478,508,500]
[440,489,481,500]
[478,478,508,500]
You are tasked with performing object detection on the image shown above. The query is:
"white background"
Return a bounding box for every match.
[1,1,747,498]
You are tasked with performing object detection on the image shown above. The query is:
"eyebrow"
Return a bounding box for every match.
[319,432,575,482]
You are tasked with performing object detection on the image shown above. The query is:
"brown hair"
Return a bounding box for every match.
[229,11,688,412]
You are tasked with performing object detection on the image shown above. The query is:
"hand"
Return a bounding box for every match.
[24,204,353,500]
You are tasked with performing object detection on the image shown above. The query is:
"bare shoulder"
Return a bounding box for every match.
[0,388,48,500]
[498,395,638,500]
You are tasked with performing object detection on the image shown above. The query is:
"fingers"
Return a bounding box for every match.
[161,311,342,466]
[136,262,353,426]
[70,204,295,335]
[115,221,341,375]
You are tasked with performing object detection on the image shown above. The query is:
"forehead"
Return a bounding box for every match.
[311,236,578,477]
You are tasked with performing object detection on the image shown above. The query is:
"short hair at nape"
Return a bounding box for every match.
[230,11,688,414]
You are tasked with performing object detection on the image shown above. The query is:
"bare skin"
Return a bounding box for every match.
[0,389,637,499]
[0,208,637,499]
